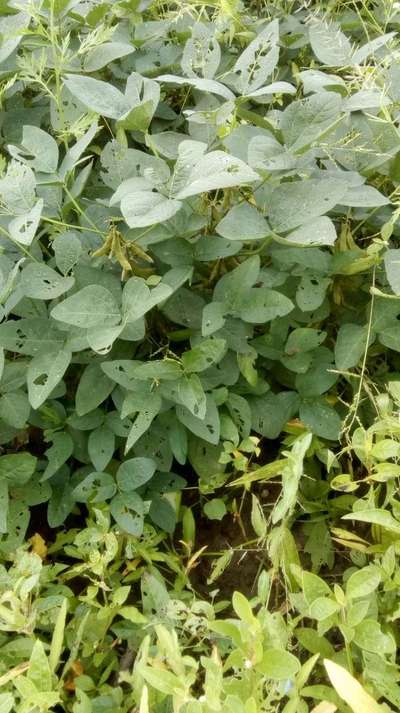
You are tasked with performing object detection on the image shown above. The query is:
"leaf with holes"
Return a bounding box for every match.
[27,348,71,409]
[111,492,145,536]
[8,199,43,246]
[42,432,74,481]
[233,19,279,93]
[21,263,74,300]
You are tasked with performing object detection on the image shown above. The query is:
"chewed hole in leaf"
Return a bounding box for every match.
[33,373,48,386]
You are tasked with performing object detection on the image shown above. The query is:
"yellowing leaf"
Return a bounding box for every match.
[140,685,149,713]
[324,659,385,713]
[29,533,47,560]
[0,663,30,688]
[311,703,337,713]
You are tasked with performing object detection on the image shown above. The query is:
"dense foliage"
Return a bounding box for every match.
[1,0,400,711]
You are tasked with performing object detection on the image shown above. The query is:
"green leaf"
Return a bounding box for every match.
[342,509,400,534]
[213,255,260,308]
[116,457,156,491]
[84,42,135,72]
[0,390,30,428]
[149,496,176,533]
[272,432,312,523]
[250,494,267,538]
[204,498,226,521]
[28,639,52,693]
[122,277,172,323]
[182,338,226,372]
[72,689,92,713]
[10,125,59,173]
[296,347,338,398]
[281,92,343,152]
[75,363,114,416]
[121,191,182,228]
[251,391,299,440]
[118,73,160,131]
[227,393,251,437]
[379,326,400,352]
[125,407,160,454]
[353,619,394,655]
[177,395,220,445]
[309,18,352,66]
[371,438,400,460]
[0,480,8,534]
[353,33,395,65]
[340,185,389,207]
[285,329,326,355]
[0,12,29,64]
[0,160,36,215]
[59,121,99,178]
[283,217,337,247]
[384,249,400,295]
[309,596,340,621]
[87,324,125,354]
[53,232,82,275]
[335,324,370,370]
[238,287,293,323]
[346,566,381,600]
[295,628,334,659]
[216,202,269,241]
[268,179,347,233]
[140,666,185,696]
[64,74,130,119]
[248,134,295,172]
[303,571,332,604]
[51,285,121,328]
[49,599,67,674]
[175,151,259,199]
[258,649,300,680]
[237,348,258,386]
[156,74,235,100]
[232,591,256,625]
[119,605,147,624]
[0,694,14,713]
[130,360,182,381]
[0,453,37,486]
[88,425,115,471]
[177,374,206,418]
[300,399,341,440]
